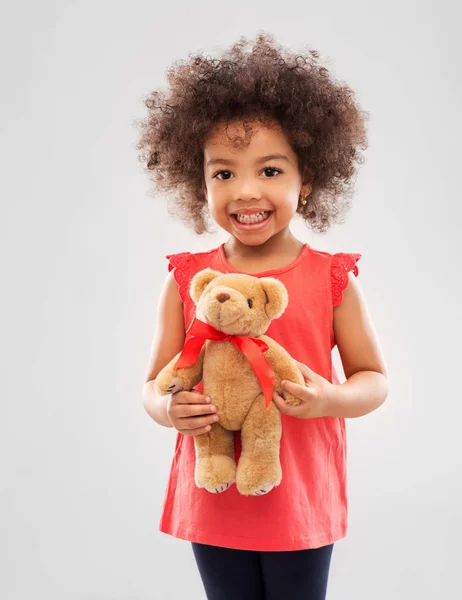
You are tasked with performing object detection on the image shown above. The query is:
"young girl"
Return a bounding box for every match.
[137,33,388,600]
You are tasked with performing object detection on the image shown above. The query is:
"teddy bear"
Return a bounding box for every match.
[154,267,305,497]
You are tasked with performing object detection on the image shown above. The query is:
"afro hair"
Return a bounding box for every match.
[134,32,369,234]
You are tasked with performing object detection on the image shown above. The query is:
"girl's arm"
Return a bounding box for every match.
[329,271,389,418]
[142,269,186,427]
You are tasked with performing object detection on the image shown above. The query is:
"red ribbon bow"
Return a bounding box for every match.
[175,317,275,409]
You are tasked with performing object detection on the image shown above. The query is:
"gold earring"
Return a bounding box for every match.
[299,192,310,204]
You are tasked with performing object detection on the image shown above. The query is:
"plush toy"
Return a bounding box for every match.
[155,268,305,496]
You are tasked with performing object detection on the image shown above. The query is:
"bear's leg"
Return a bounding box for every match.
[236,393,282,496]
[194,424,236,493]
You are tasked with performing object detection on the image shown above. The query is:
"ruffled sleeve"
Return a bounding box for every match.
[331,252,362,307]
[166,252,194,303]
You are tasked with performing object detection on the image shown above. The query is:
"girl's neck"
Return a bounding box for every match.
[224,227,304,261]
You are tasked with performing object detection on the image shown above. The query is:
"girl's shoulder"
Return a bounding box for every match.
[299,244,362,308]
[165,245,220,273]
[166,246,218,264]
[305,244,361,264]
[328,249,362,308]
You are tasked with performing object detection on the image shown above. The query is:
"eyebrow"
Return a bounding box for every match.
[206,153,290,168]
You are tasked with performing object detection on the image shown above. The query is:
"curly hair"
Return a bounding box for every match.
[134,32,369,234]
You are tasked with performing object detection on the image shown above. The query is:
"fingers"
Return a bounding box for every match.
[178,411,220,435]
[272,386,308,415]
[282,380,308,397]
[272,390,297,415]
[272,391,287,412]
[176,403,218,418]
[167,391,220,436]
[293,359,306,370]
[171,390,211,404]
[182,424,213,436]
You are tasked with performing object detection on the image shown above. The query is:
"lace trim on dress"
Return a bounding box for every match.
[166,252,193,303]
[331,252,362,307]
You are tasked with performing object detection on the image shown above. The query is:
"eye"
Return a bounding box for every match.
[262,166,282,178]
[213,170,232,181]
[212,165,283,181]
[247,298,253,308]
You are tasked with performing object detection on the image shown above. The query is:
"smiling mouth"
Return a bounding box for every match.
[232,210,272,224]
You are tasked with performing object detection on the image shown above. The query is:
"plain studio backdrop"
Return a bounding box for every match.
[2,1,461,598]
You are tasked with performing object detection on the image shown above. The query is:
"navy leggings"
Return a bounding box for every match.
[191,542,334,600]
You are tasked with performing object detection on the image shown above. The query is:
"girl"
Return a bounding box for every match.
[137,33,388,600]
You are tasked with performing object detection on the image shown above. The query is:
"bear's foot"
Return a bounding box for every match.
[249,483,276,496]
[235,455,282,496]
[195,455,236,494]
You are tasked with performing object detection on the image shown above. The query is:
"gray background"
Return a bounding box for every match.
[3,1,461,598]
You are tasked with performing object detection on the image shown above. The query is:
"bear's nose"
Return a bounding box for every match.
[216,293,230,303]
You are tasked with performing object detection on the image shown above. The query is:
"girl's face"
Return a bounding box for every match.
[202,120,311,246]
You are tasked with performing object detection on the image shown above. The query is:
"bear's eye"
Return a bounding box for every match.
[247,298,253,308]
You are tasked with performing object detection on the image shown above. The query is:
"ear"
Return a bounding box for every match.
[259,277,289,320]
[301,165,314,195]
[189,268,223,303]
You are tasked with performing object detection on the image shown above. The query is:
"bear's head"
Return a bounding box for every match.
[189,268,288,337]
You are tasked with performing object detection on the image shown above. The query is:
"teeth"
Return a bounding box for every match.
[235,211,270,224]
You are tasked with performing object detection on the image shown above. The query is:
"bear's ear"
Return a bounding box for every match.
[259,277,289,320]
[189,268,223,303]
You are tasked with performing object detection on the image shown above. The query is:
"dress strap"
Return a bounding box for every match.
[331,252,362,307]
[166,252,194,303]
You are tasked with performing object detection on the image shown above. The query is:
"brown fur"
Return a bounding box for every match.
[155,268,305,496]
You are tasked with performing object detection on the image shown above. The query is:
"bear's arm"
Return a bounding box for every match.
[260,335,305,391]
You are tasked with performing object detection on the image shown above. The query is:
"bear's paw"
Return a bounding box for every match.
[165,377,184,394]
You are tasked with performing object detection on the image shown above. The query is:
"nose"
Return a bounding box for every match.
[234,176,262,202]
[216,293,230,303]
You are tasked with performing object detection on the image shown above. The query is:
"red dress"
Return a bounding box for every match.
[159,242,361,551]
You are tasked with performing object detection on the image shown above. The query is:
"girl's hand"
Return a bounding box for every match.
[167,390,220,436]
[272,360,335,419]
